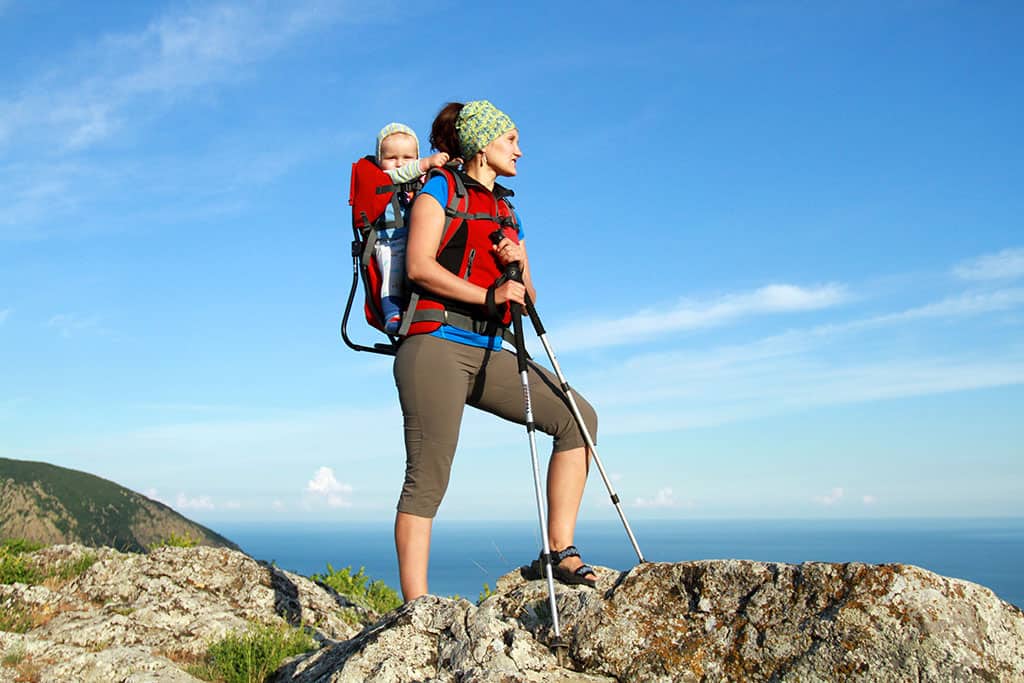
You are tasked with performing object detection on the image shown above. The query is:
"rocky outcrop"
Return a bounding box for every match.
[275,560,1024,683]
[2,545,1022,682]
[0,544,374,682]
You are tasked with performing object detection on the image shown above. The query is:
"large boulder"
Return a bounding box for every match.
[274,560,1024,682]
[0,544,372,681]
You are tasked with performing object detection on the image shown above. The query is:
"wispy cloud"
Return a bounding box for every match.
[953,247,1024,281]
[572,276,1024,435]
[0,308,10,325]
[878,288,1024,323]
[595,348,1024,436]
[0,2,361,239]
[634,487,691,509]
[305,466,353,508]
[175,492,216,511]
[553,283,848,352]
[814,487,844,505]
[47,313,103,338]
[145,487,217,511]
[2,2,349,152]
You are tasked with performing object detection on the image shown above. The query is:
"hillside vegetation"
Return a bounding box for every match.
[0,457,236,552]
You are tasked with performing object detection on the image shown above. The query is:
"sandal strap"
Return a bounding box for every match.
[553,545,580,562]
[575,564,595,577]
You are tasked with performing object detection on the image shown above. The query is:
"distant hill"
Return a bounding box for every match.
[0,457,237,552]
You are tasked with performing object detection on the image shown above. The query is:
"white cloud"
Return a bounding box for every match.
[954,248,1024,281]
[814,487,844,505]
[0,308,10,325]
[634,487,680,508]
[175,492,215,510]
[553,283,848,351]
[143,488,169,505]
[271,500,286,511]
[47,313,102,338]
[879,288,1024,323]
[862,495,877,505]
[0,3,349,153]
[306,466,354,508]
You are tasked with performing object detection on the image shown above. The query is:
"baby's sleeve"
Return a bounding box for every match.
[385,159,424,184]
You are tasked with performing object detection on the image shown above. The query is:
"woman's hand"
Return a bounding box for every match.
[493,280,526,306]
[492,237,525,267]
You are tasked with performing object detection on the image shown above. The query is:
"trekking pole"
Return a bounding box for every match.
[495,251,568,660]
[523,295,646,564]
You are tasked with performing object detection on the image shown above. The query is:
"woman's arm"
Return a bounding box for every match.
[406,196,525,306]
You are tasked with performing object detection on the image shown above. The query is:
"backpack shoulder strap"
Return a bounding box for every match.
[426,166,470,253]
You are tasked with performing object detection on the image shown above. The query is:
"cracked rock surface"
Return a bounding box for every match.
[2,544,1022,682]
[0,544,371,682]
[274,560,1024,682]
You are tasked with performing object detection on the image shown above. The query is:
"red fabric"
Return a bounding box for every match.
[349,157,392,231]
[404,167,519,336]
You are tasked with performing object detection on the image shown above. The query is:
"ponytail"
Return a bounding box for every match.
[430,102,464,157]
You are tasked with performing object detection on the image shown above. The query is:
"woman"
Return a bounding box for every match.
[393,100,599,601]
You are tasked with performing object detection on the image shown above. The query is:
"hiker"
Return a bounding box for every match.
[373,123,450,333]
[393,100,599,601]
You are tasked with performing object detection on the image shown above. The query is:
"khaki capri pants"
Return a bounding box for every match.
[393,333,598,518]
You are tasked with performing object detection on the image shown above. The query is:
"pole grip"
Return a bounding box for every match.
[525,294,545,335]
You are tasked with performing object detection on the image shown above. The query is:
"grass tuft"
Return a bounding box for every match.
[477,582,496,604]
[0,601,34,633]
[188,622,317,683]
[149,532,200,549]
[311,564,401,614]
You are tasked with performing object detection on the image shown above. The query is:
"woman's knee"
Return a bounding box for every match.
[553,392,597,452]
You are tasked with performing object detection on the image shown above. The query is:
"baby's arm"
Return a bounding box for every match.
[384,152,450,183]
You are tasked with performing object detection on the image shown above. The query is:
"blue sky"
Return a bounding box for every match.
[1,1,1022,524]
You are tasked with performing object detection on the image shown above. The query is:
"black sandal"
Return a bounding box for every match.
[525,545,597,587]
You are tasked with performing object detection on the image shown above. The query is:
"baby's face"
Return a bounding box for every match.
[378,133,418,171]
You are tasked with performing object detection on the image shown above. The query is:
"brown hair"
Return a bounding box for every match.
[429,102,464,157]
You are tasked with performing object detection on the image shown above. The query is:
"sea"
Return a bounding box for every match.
[216,518,1024,608]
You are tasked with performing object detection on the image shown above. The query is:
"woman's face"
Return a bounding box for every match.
[483,129,522,177]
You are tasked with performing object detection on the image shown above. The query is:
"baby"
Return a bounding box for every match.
[374,123,448,333]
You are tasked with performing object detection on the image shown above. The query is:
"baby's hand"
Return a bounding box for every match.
[420,152,450,172]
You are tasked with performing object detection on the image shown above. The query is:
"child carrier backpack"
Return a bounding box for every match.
[341,160,519,355]
[341,156,419,355]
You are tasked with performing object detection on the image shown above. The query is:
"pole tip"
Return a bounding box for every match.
[550,637,569,666]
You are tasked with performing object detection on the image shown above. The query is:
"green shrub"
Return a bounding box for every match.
[0,539,97,586]
[1,539,43,555]
[188,623,316,683]
[53,552,97,581]
[0,548,42,585]
[311,565,401,614]
[150,532,200,549]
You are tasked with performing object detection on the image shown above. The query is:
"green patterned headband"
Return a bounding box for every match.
[456,100,515,160]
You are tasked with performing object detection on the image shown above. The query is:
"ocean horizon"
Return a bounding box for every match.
[215,517,1024,609]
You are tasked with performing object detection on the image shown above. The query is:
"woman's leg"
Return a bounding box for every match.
[392,335,478,601]
[546,446,590,573]
[394,511,432,600]
[468,350,598,573]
